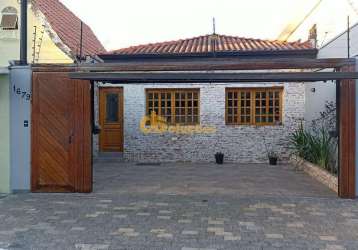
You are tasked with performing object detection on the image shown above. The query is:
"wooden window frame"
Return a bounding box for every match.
[146,88,200,125]
[225,87,283,126]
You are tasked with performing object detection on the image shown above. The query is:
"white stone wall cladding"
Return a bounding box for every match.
[94,82,305,163]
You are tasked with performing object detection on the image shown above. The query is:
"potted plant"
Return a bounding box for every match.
[215,152,224,164]
[267,151,278,165]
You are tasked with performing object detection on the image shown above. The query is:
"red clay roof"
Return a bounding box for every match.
[109,34,313,56]
[33,0,106,58]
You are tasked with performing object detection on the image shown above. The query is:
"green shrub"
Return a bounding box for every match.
[289,123,334,171]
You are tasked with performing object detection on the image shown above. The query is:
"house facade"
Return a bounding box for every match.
[0,0,105,66]
[95,34,316,163]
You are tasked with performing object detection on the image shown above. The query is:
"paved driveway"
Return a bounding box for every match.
[1,163,358,250]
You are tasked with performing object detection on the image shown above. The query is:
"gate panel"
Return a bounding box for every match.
[31,72,92,192]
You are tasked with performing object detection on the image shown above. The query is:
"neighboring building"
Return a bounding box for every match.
[0,68,10,193]
[305,22,358,126]
[96,34,316,163]
[0,0,105,193]
[0,0,105,66]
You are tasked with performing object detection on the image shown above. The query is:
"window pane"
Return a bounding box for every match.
[106,93,119,122]
[226,88,281,125]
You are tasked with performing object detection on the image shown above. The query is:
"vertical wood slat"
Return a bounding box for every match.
[339,64,356,199]
[31,74,40,191]
[74,80,92,192]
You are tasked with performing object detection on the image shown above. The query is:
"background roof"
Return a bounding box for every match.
[33,0,106,58]
[108,34,314,56]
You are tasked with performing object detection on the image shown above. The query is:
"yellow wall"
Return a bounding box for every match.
[0,0,73,66]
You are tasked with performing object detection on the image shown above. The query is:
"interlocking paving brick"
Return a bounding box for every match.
[265,234,284,239]
[113,214,127,218]
[325,244,346,250]
[75,244,109,250]
[341,212,355,217]
[182,230,199,235]
[46,216,60,220]
[182,248,217,250]
[178,219,192,224]
[157,215,171,220]
[215,231,233,236]
[150,229,166,234]
[207,227,224,233]
[287,222,304,228]
[155,203,169,206]
[96,204,108,209]
[61,219,77,223]
[113,206,137,211]
[320,236,337,241]
[159,210,172,214]
[208,220,224,225]
[71,227,86,231]
[116,228,134,233]
[224,235,241,241]
[282,203,296,207]
[157,233,173,239]
[137,212,151,216]
[239,221,255,227]
[54,211,68,215]
[310,212,327,216]
[345,218,358,224]
[123,232,139,237]
[99,200,112,203]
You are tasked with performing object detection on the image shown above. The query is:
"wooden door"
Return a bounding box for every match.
[99,88,124,152]
[31,72,92,193]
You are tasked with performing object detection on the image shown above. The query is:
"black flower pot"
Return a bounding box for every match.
[215,153,224,164]
[269,157,278,165]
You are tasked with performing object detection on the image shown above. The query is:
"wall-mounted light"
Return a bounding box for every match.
[311,88,316,93]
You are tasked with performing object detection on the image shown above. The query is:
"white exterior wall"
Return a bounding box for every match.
[305,23,358,126]
[95,82,305,163]
[10,66,32,192]
[0,69,10,193]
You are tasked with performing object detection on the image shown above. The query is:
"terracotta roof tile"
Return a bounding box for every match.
[109,34,313,56]
[32,0,106,58]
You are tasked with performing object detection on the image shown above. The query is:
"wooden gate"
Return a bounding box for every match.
[31,72,92,192]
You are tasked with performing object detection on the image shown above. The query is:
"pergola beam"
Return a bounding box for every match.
[32,58,356,72]
[69,71,358,83]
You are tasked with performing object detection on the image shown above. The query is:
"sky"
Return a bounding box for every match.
[59,0,358,51]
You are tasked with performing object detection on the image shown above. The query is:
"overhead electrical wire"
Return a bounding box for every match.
[277,0,324,41]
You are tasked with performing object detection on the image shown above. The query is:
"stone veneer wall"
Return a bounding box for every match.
[94,82,305,163]
[290,156,338,193]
